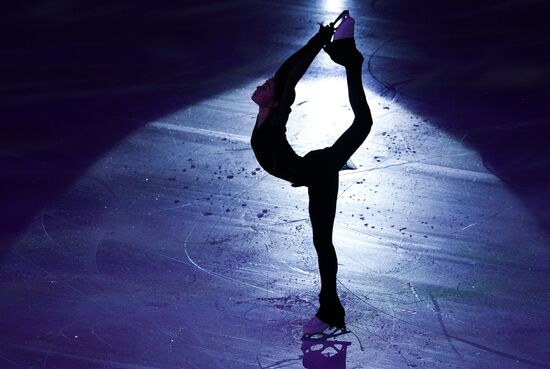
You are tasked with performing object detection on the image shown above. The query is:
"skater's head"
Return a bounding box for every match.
[251,77,295,109]
[252,78,279,108]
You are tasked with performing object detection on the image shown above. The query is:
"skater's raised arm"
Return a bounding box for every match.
[273,25,333,108]
[251,25,333,128]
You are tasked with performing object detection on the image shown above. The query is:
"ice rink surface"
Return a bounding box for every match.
[1,1,549,368]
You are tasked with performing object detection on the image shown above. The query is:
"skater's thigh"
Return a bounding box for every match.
[307,172,339,236]
[327,117,369,170]
[302,148,339,180]
[302,130,364,177]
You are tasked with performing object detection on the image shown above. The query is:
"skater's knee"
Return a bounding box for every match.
[351,116,372,137]
[312,236,336,253]
[312,234,326,248]
[356,111,373,126]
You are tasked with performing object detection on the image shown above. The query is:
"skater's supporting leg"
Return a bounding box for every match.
[308,172,345,327]
[302,32,372,329]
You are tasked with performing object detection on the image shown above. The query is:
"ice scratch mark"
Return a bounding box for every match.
[85,174,116,195]
[406,161,497,183]
[148,202,192,214]
[271,218,309,226]
[387,299,397,339]
[14,252,107,311]
[446,335,550,368]
[348,329,365,351]
[41,208,64,248]
[183,229,273,294]
[429,292,462,358]
[40,212,82,228]
[42,319,87,369]
[166,125,178,146]
[263,228,313,276]
[0,353,24,369]
[339,276,550,367]
[341,160,410,176]
[407,282,421,305]
[255,295,315,311]
[256,356,302,369]
[454,205,514,238]
[459,222,478,231]
[367,36,400,101]
[6,342,162,369]
[151,121,250,143]
[395,348,415,369]
[284,264,313,276]
[90,327,114,369]
[338,161,410,199]
[395,264,422,277]
[94,234,103,274]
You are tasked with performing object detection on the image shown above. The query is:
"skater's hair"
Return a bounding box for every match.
[272,75,296,106]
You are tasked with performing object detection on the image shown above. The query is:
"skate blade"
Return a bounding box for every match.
[330,10,349,29]
[302,326,351,340]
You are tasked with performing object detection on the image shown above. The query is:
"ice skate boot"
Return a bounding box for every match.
[324,13,364,67]
[333,11,354,41]
[330,10,349,28]
[302,316,331,335]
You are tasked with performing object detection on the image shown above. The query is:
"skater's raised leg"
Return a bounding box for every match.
[323,66,371,172]
[324,17,372,171]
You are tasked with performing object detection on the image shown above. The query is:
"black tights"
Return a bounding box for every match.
[304,63,372,327]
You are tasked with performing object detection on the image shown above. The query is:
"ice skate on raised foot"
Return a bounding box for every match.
[324,12,364,67]
[333,11,355,41]
[330,10,349,30]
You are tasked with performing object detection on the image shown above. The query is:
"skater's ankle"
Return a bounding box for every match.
[315,311,345,329]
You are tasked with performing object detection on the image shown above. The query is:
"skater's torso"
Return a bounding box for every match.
[251,106,304,185]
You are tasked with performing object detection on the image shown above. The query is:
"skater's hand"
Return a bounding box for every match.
[317,23,334,44]
[323,39,364,67]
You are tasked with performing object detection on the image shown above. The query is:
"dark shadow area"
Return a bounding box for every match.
[355,0,550,233]
[0,1,292,253]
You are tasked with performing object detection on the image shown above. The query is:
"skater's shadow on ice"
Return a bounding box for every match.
[301,337,352,369]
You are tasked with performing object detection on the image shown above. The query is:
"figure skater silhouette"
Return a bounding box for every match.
[251,11,373,334]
